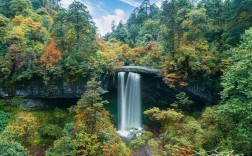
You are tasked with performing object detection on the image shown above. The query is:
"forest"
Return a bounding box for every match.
[0,0,251,155]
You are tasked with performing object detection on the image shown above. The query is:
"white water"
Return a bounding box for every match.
[118,72,141,137]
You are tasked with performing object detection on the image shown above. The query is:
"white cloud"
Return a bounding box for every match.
[59,0,163,36]
[120,0,163,8]
[94,9,127,36]
[152,0,163,8]
[60,0,74,8]
[61,0,95,12]
[120,0,141,7]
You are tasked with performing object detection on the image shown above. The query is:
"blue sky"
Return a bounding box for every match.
[61,0,162,35]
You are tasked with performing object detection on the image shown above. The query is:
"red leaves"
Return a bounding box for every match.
[8,44,26,71]
[40,40,62,68]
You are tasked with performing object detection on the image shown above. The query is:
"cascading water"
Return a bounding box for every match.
[118,72,141,137]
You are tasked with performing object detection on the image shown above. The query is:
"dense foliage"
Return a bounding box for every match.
[0,140,28,156]
[0,0,96,88]
[46,78,130,156]
[0,0,251,155]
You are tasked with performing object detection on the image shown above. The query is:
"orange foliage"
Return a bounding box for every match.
[123,41,162,67]
[40,40,62,68]
[103,144,116,156]
[177,147,194,156]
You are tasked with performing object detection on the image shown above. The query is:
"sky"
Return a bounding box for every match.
[60,0,163,36]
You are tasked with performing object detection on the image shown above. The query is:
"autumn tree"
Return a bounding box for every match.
[70,77,109,133]
[142,107,204,154]
[91,39,125,76]
[40,40,62,68]
[47,78,130,156]
[0,112,38,148]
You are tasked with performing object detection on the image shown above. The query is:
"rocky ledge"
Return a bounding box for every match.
[117,66,162,76]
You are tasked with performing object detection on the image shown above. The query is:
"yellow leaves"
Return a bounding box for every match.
[144,108,185,132]
[34,42,44,55]
[12,15,24,25]
[11,16,42,34]
[96,38,109,51]
[219,59,231,72]
[21,17,42,31]
[162,58,188,87]
[98,49,123,68]
[163,73,184,88]
[93,39,125,75]
[9,16,43,43]
[123,41,162,67]
[9,26,25,39]
[179,82,188,87]
[66,29,76,43]
[0,112,38,143]
[15,112,37,125]
[146,107,181,122]
[162,40,219,87]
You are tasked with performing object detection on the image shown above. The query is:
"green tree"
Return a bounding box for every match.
[159,0,193,54]
[51,1,97,82]
[107,0,160,46]
[221,28,252,100]
[70,77,108,133]
[199,0,224,26]
[30,0,44,10]
[159,0,176,54]
[0,111,9,133]
[111,21,128,43]
[1,0,33,18]
[144,107,204,154]
[212,28,252,155]
[222,0,252,47]
[182,8,211,43]
[171,92,194,111]
[48,78,130,156]
[45,136,78,156]
[0,140,29,156]
[0,112,38,147]
[67,1,96,54]
[0,14,8,55]
[52,9,67,52]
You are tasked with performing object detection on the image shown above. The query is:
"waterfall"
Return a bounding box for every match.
[118,72,141,137]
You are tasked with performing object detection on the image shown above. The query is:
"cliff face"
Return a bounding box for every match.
[106,72,211,108]
[0,67,212,106]
[133,73,211,107]
[0,82,86,98]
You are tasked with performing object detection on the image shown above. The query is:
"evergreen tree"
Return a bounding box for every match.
[67,1,96,54]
